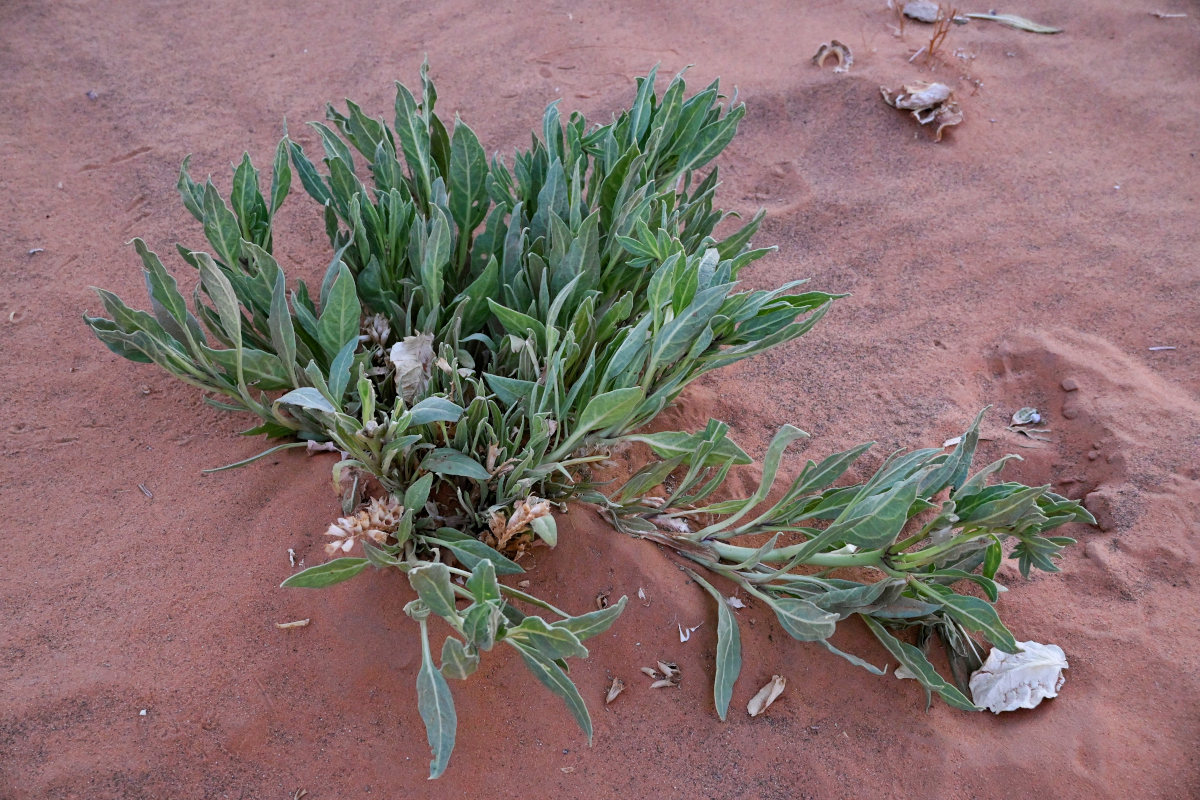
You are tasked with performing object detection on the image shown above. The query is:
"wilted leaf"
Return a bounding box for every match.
[390,333,434,403]
[965,12,1062,33]
[969,641,1068,713]
[747,675,786,717]
[605,677,625,704]
[1010,407,1042,425]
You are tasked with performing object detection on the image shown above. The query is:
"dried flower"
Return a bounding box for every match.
[488,496,553,551]
[390,334,435,403]
[360,313,391,348]
[323,496,405,555]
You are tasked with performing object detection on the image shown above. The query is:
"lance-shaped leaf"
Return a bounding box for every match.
[280,557,368,588]
[861,615,978,711]
[768,596,839,641]
[551,595,627,641]
[912,582,1019,653]
[686,569,742,721]
[419,448,492,480]
[507,640,593,744]
[416,617,457,779]
[508,615,588,661]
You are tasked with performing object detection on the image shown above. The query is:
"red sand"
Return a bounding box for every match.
[3,1,1198,797]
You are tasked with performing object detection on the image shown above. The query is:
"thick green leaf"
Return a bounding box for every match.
[268,270,299,384]
[509,616,588,660]
[404,473,435,510]
[280,557,368,588]
[408,562,460,622]
[529,514,557,547]
[687,569,741,721]
[861,615,978,712]
[448,118,488,235]
[276,387,336,414]
[416,619,457,779]
[316,262,361,359]
[508,640,593,744]
[768,596,838,641]
[462,601,502,651]
[426,531,524,576]
[551,595,627,641]
[202,181,243,268]
[440,637,480,680]
[270,137,292,215]
[409,396,465,426]
[572,387,644,439]
[465,559,501,605]
[624,426,752,466]
[419,448,492,480]
[914,583,1019,653]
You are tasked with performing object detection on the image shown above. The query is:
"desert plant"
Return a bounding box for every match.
[84,66,1091,777]
[594,410,1092,716]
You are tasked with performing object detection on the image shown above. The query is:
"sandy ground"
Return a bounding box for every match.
[3,0,1199,797]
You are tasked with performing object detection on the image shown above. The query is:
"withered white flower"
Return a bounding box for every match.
[969,641,1068,713]
[389,333,435,403]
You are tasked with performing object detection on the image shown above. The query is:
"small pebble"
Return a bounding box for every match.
[1087,450,1099,461]
[903,0,940,22]
[1060,378,1079,392]
[1062,408,1079,420]
[86,90,98,101]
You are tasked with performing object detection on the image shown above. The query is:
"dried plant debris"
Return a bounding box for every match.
[903,0,940,23]
[747,675,787,717]
[812,40,854,73]
[605,677,626,704]
[964,12,1062,33]
[969,641,1068,712]
[679,622,703,642]
[643,661,682,689]
[650,514,691,533]
[1006,407,1051,442]
[1010,407,1042,425]
[726,596,747,610]
[275,618,311,629]
[388,332,434,403]
[881,82,963,141]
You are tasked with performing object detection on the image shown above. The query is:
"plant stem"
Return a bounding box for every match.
[709,540,886,569]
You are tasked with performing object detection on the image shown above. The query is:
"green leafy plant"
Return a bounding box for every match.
[594,410,1092,716]
[84,66,1092,777]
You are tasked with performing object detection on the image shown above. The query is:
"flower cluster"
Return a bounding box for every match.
[487,496,552,552]
[324,496,404,556]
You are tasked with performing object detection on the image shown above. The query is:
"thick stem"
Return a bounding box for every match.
[709,540,887,569]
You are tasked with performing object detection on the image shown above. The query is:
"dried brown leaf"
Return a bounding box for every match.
[605,677,626,704]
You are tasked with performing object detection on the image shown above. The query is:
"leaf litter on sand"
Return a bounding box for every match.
[964,12,1062,34]
[747,675,787,717]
